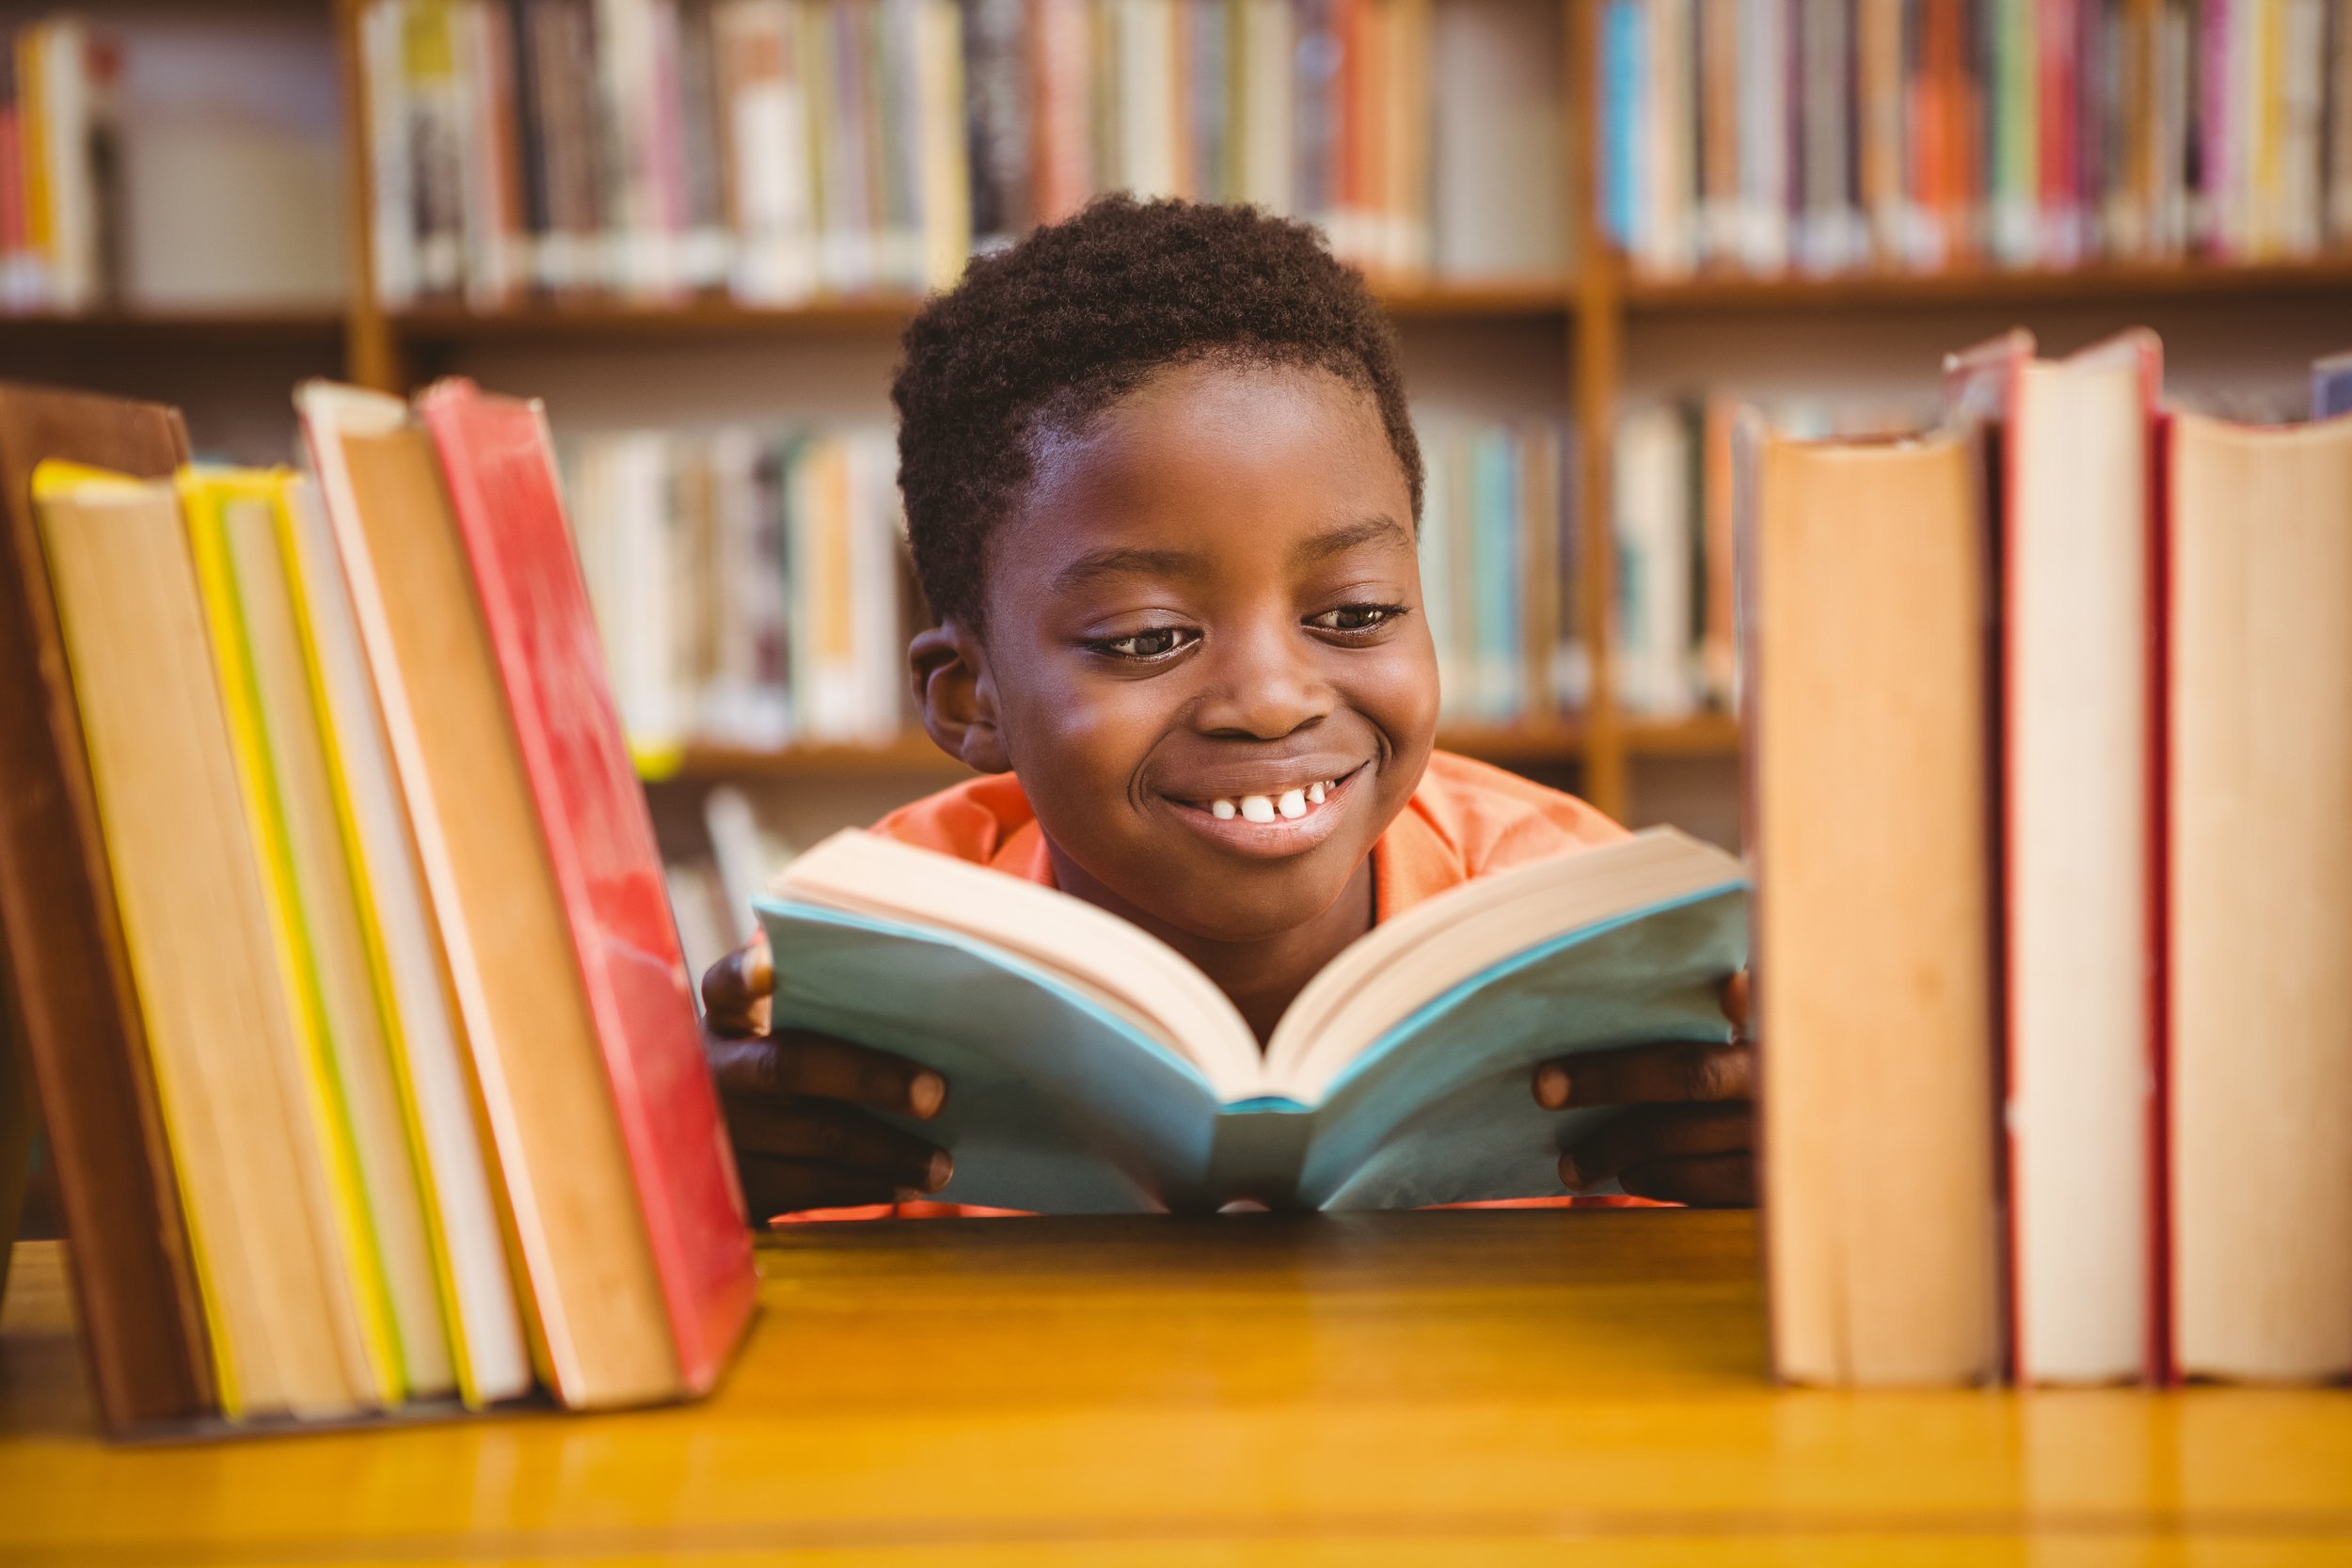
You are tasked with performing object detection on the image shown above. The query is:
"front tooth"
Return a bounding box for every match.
[1239,794,1277,823]
[1306,780,1327,804]
[1211,799,1237,820]
[1277,788,1308,819]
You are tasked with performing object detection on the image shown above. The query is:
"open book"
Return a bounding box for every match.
[755,827,1748,1213]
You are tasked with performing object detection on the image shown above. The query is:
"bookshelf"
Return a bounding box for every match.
[18,0,2352,829]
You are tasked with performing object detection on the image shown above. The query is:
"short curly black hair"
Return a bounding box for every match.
[891,196,1422,629]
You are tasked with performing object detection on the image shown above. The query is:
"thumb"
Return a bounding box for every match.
[702,929,774,1037]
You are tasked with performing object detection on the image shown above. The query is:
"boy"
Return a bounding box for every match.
[703,198,1752,1217]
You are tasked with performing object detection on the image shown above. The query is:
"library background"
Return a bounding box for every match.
[5,0,2348,975]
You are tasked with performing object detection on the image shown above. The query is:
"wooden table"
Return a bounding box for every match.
[4,1209,2349,1563]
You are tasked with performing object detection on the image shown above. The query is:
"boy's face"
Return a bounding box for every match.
[956,360,1438,942]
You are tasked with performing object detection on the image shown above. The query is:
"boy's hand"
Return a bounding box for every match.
[702,930,954,1219]
[1532,971,1755,1208]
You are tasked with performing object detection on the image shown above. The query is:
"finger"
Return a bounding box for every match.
[725,1099,952,1193]
[737,1154,907,1221]
[1560,1101,1752,1190]
[1616,1153,1755,1208]
[1721,970,1751,1037]
[707,1029,946,1118]
[702,931,774,1038]
[1534,1037,1755,1109]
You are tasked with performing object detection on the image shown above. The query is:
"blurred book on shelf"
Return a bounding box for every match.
[1420,418,1581,726]
[1,15,346,315]
[1600,0,2352,279]
[355,0,1571,310]
[1613,392,1929,721]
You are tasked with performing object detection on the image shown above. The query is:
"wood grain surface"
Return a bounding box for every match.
[5,1209,2349,1563]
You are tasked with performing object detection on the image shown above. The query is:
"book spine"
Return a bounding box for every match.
[363,1,421,309]
[963,0,1032,249]
[675,0,734,290]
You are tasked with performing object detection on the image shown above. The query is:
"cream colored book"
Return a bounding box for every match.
[182,467,436,1407]
[33,463,373,1419]
[275,471,532,1407]
[2168,409,2352,1384]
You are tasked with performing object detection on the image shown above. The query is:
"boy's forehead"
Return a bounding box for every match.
[1018,363,1403,526]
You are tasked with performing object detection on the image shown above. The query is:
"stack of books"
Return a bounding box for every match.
[560,423,914,761]
[360,0,1435,309]
[1753,330,2352,1387]
[1602,0,2352,278]
[0,378,755,1436]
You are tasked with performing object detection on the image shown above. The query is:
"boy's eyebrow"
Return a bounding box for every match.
[1050,517,1411,594]
[1290,515,1414,564]
[1052,545,1209,593]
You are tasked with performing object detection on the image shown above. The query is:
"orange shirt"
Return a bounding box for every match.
[778,752,1649,1223]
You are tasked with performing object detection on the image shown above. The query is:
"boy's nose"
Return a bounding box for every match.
[1189,622,1336,740]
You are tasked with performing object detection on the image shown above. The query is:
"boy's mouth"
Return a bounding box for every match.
[1160,762,1369,858]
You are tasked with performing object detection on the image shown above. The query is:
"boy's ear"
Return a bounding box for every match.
[909,618,1011,774]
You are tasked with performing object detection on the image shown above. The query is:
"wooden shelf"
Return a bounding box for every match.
[0,309,347,350]
[1623,712,1742,757]
[1623,253,2352,313]
[387,277,1572,342]
[1436,721,1585,763]
[392,295,926,340]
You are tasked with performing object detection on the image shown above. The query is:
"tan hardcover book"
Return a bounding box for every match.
[34,465,373,1420]
[0,382,214,1431]
[2168,411,2352,1383]
[1745,421,2000,1387]
[296,383,679,1409]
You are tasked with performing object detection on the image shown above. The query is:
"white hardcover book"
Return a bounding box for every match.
[1737,0,1790,273]
[1237,0,1296,215]
[914,0,973,291]
[364,2,420,309]
[717,0,818,302]
[1955,332,2158,1386]
[1644,0,1695,277]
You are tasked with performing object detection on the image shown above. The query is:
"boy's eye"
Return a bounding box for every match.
[1091,626,1197,659]
[1307,603,1404,634]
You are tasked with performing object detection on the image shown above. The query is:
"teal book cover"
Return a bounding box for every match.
[755,828,1748,1214]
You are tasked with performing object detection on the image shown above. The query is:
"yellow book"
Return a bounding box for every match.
[273,458,532,1407]
[179,467,421,1408]
[33,462,373,1420]
[15,27,53,270]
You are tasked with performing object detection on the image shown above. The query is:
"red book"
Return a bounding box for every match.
[417,379,755,1395]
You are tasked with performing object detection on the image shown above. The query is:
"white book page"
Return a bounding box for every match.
[775,831,1265,1100]
[1267,828,1743,1100]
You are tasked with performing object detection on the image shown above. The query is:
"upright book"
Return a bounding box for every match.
[2165,406,2352,1384]
[1947,328,2161,1386]
[34,463,382,1420]
[756,825,1747,1214]
[415,376,755,1397]
[0,383,214,1431]
[1743,419,2001,1388]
